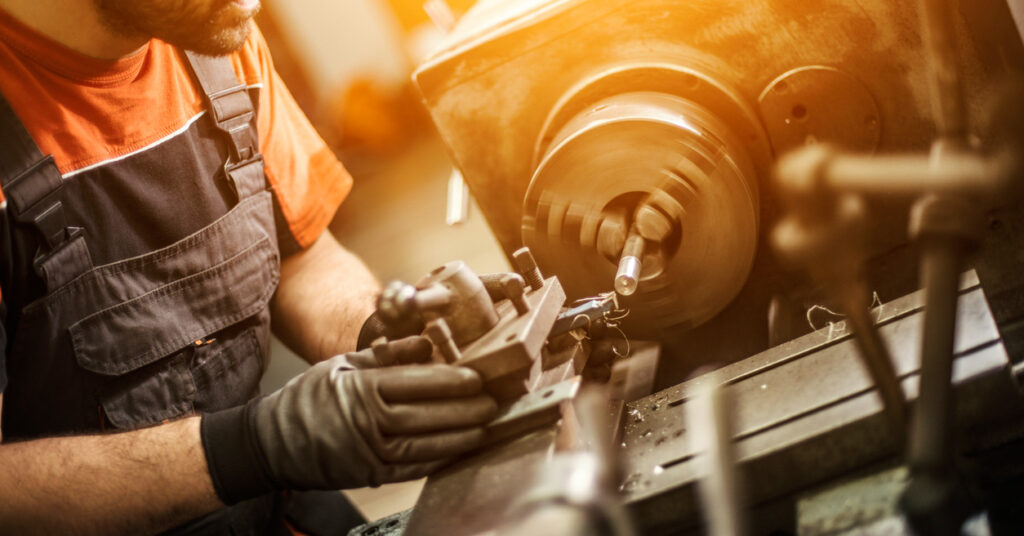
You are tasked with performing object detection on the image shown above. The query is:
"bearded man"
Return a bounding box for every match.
[0,0,497,533]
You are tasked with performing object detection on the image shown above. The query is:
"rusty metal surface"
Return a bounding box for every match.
[406,341,661,536]
[406,427,563,536]
[377,258,568,398]
[458,275,566,391]
[607,341,661,403]
[528,340,587,391]
[416,261,500,346]
[485,376,581,445]
[617,272,1024,534]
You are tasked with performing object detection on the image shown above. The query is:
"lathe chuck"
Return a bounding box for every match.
[522,91,759,334]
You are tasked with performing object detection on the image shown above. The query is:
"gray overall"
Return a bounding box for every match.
[1,52,283,533]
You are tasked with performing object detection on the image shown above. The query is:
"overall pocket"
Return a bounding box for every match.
[190,319,268,413]
[70,238,279,429]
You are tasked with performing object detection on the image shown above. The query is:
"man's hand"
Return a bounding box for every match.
[343,334,433,369]
[202,337,497,501]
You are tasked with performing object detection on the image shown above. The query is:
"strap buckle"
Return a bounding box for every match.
[33,226,92,290]
[0,95,94,290]
[208,84,257,163]
[6,156,71,250]
[224,153,266,199]
[7,156,62,217]
[33,226,84,266]
[184,51,263,198]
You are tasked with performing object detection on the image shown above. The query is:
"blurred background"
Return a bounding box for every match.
[252,0,501,521]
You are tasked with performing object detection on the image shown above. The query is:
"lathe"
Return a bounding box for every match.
[350,0,1024,534]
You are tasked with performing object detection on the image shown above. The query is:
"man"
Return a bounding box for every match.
[0,0,497,533]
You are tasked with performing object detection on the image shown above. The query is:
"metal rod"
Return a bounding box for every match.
[688,371,746,536]
[513,247,545,291]
[425,318,462,364]
[835,283,908,447]
[615,231,645,296]
[897,2,978,529]
[900,237,971,535]
[907,241,963,472]
[775,147,1012,202]
[917,0,968,142]
[909,0,979,471]
[825,153,1007,198]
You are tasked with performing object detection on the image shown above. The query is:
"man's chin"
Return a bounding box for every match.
[177,23,252,56]
[93,0,258,57]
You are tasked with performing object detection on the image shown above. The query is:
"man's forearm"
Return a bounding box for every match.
[0,416,222,535]
[272,230,379,363]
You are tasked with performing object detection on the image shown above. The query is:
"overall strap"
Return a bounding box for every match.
[184,51,266,200]
[0,93,92,291]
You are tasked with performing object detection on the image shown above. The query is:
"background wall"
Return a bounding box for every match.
[265,0,411,102]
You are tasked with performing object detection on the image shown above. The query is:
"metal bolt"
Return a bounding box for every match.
[413,283,453,312]
[512,247,544,291]
[377,280,417,323]
[500,273,530,316]
[424,318,461,364]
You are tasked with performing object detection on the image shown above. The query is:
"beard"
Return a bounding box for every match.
[93,0,260,56]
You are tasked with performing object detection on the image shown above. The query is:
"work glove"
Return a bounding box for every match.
[201,336,498,504]
[356,271,540,351]
[344,333,434,369]
[357,311,421,351]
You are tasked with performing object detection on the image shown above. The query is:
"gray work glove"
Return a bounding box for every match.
[341,333,433,369]
[201,336,497,503]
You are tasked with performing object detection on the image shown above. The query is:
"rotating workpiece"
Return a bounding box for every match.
[523,91,759,333]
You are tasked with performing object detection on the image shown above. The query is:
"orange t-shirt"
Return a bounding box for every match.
[0,8,351,250]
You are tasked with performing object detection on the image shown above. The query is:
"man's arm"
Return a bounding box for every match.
[272,230,379,364]
[0,402,222,535]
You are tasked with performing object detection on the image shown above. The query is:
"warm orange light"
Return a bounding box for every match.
[383,0,478,33]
